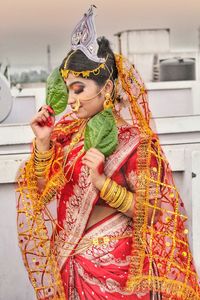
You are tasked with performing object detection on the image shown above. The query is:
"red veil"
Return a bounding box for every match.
[16,54,200,299]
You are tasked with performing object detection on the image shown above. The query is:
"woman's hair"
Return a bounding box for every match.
[60,36,118,86]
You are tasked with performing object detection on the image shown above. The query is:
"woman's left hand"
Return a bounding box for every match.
[82,148,106,190]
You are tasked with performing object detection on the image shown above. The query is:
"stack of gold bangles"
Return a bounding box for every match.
[100,178,133,213]
[34,141,54,178]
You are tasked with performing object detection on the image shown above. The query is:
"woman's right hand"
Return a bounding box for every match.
[30,105,55,151]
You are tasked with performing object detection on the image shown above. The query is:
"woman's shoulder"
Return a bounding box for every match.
[117,120,139,144]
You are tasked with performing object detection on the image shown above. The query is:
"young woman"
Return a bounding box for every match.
[17,6,200,300]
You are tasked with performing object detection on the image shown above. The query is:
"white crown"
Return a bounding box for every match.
[71,5,105,63]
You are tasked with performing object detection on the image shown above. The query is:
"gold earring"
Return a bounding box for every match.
[72,98,80,112]
[103,93,113,110]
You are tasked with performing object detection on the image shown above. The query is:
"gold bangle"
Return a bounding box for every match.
[118,191,133,213]
[35,167,46,173]
[100,178,111,198]
[100,178,134,213]
[34,160,51,167]
[35,170,46,175]
[105,185,124,208]
[34,154,52,161]
[34,159,51,167]
[104,181,118,202]
[115,187,127,208]
[35,173,46,178]
[110,184,122,203]
[108,183,120,203]
[34,140,54,159]
[107,185,123,207]
[34,151,53,160]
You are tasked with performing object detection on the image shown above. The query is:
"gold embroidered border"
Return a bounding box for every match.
[126,276,200,300]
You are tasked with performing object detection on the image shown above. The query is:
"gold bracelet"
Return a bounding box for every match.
[111,186,127,208]
[104,184,124,208]
[118,191,133,213]
[34,166,49,173]
[104,181,118,203]
[34,140,54,158]
[35,149,54,160]
[111,184,122,203]
[100,179,134,213]
[107,183,120,203]
[34,145,55,178]
[34,159,51,166]
[100,178,111,198]
[35,170,46,177]
[106,185,122,207]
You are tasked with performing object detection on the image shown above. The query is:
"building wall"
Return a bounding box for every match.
[0,83,200,299]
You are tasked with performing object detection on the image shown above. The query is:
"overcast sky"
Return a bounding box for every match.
[1,0,200,70]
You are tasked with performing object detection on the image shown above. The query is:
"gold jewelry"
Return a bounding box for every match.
[61,63,106,79]
[109,186,126,208]
[111,184,122,203]
[34,140,55,178]
[118,191,133,213]
[100,178,133,213]
[72,98,80,112]
[104,181,118,202]
[100,177,111,198]
[103,93,114,110]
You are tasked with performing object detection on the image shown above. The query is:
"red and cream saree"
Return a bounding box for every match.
[54,124,153,299]
[17,119,200,299]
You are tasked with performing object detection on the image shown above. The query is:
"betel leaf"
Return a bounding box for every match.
[46,67,68,115]
[84,109,118,157]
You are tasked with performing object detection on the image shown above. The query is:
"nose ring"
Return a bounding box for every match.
[72,98,80,112]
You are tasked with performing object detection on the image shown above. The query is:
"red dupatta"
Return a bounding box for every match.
[16,54,200,299]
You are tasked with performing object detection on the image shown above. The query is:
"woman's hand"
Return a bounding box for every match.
[82,148,106,190]
[30,105,55,151]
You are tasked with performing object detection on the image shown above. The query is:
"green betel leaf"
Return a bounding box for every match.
[84,109,118,157]
[46,67,68,115]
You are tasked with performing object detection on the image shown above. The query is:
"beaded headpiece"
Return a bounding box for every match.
[71,5,105,64]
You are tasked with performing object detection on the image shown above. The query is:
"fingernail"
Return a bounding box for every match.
[47,106,55,115]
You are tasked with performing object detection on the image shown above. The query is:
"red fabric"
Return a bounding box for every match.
[55,125,153,299]
[61,217,151,299]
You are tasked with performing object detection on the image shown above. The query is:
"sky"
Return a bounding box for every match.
[0,0,200,70]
